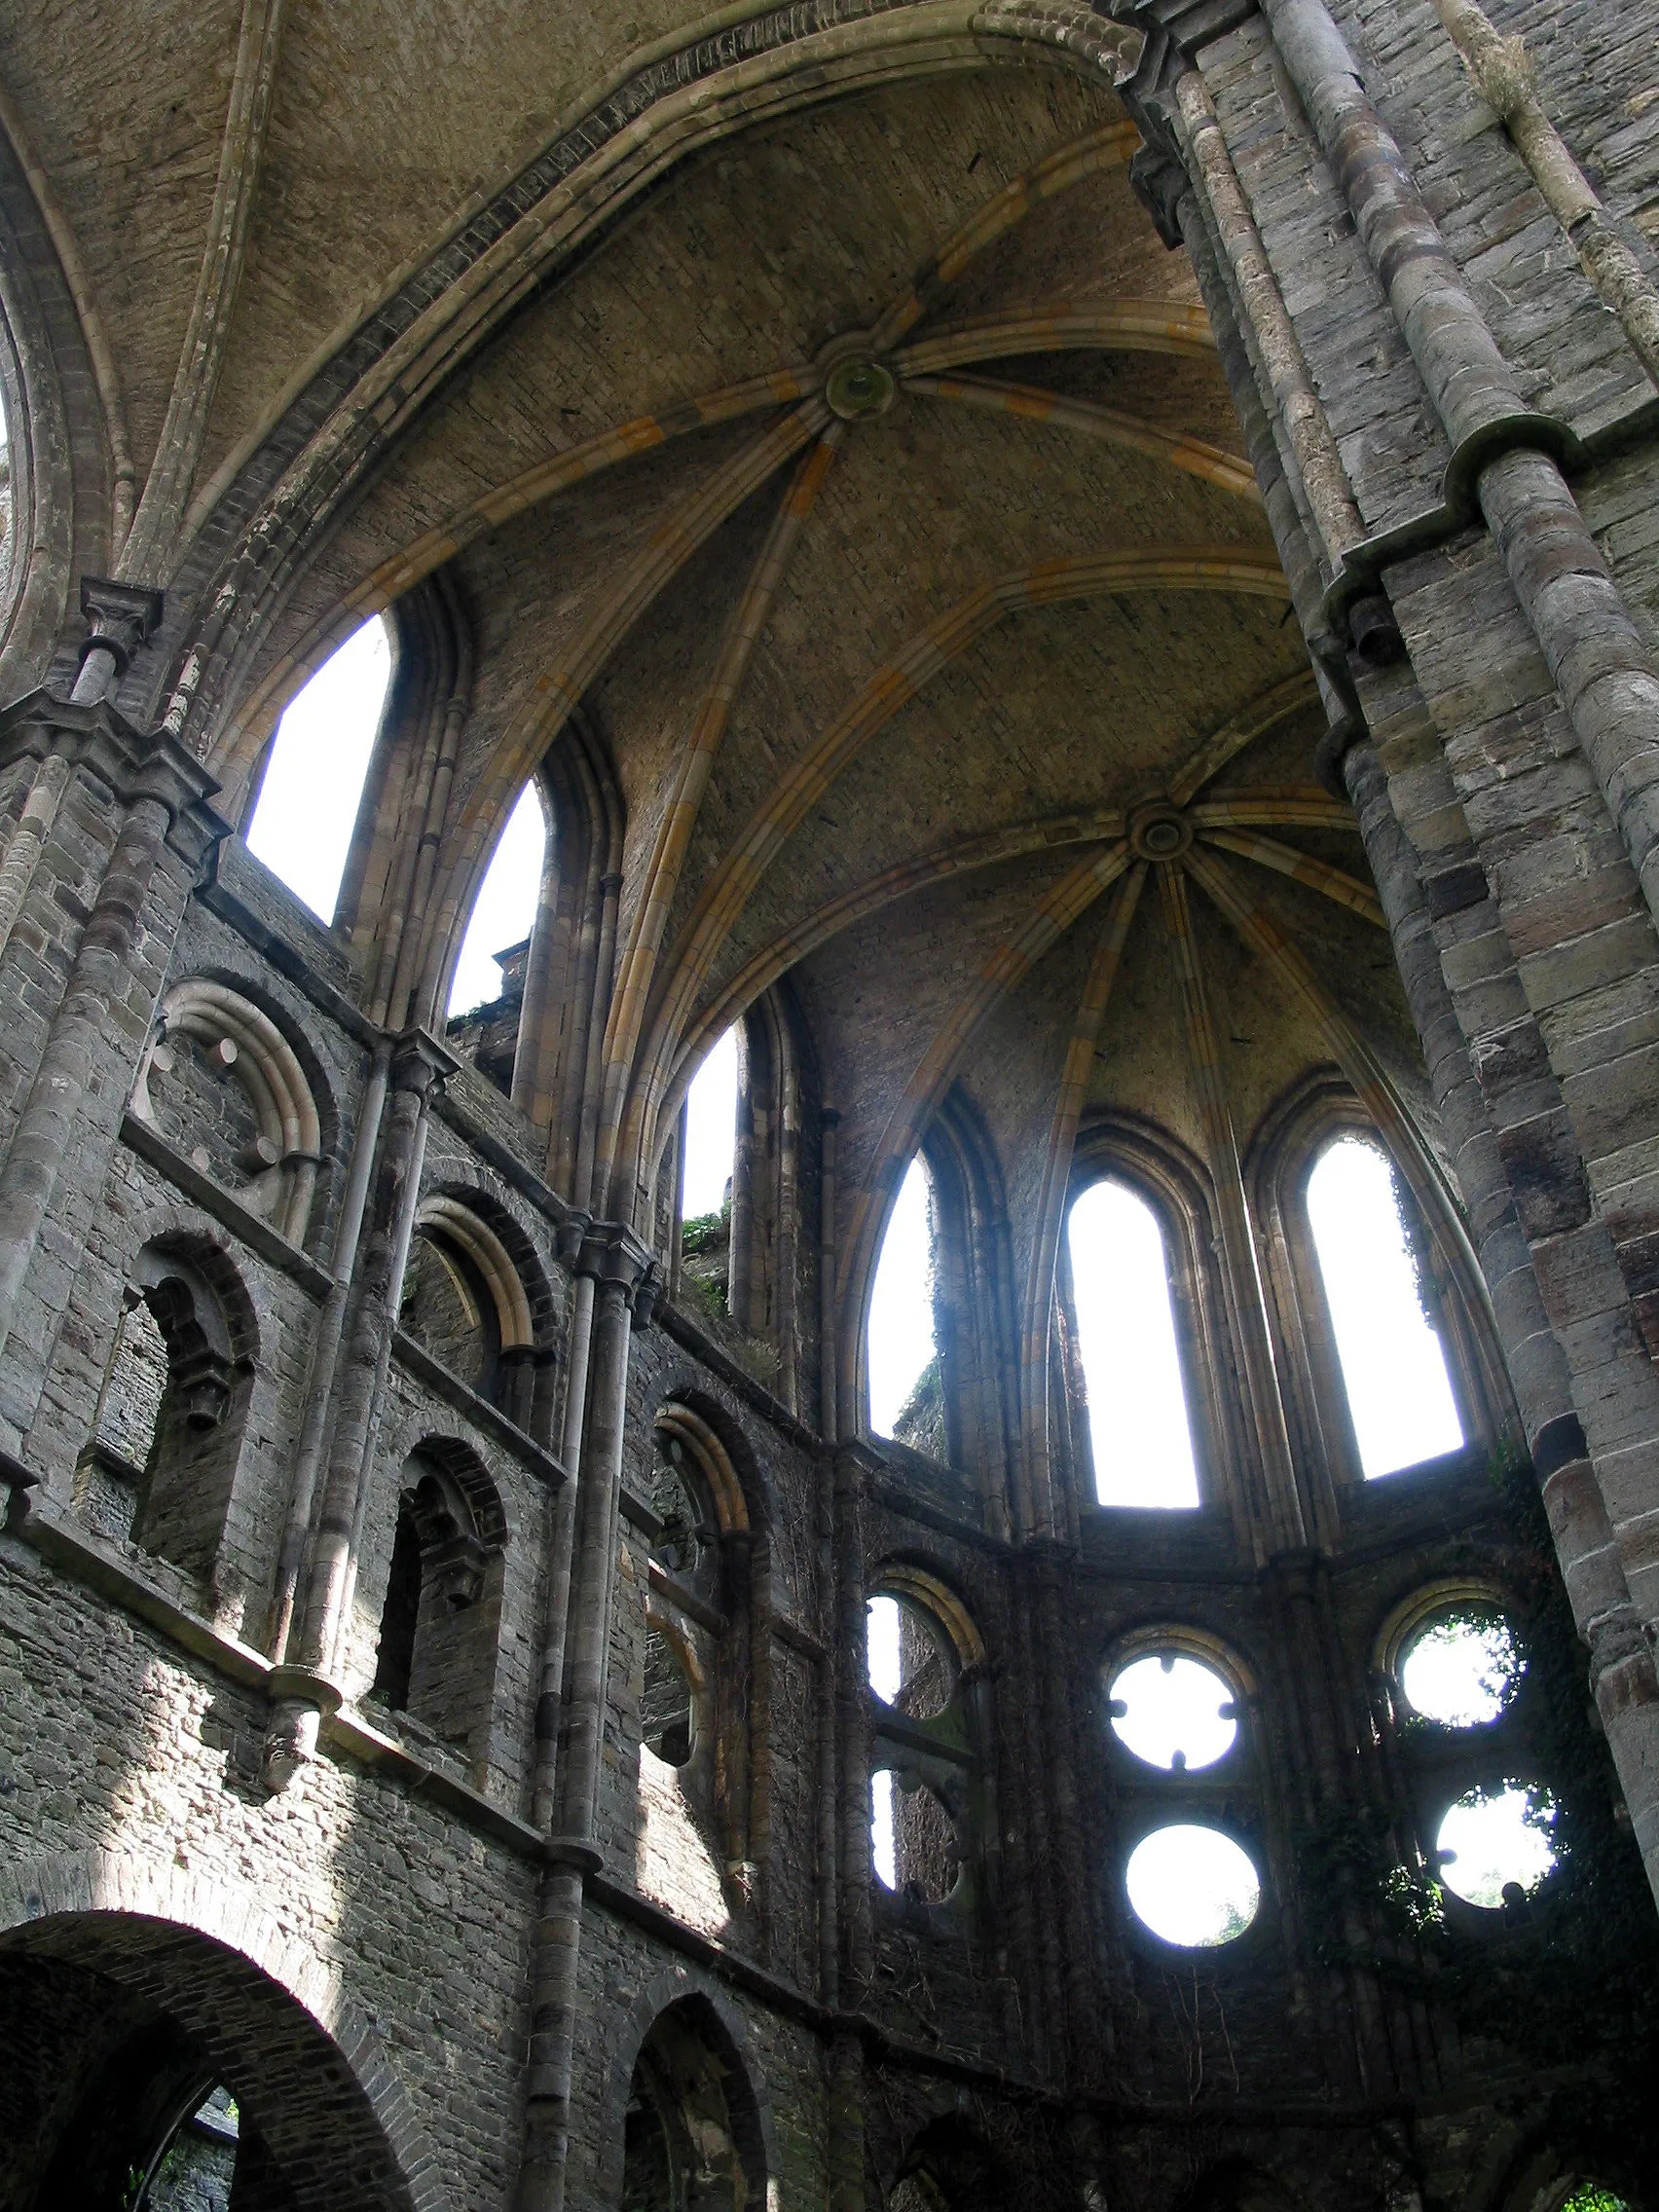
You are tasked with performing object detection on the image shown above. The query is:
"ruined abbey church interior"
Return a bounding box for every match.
[4,0,1659,2203]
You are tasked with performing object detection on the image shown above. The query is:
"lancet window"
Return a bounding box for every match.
[1066,1176,1200,1510]
[242,616,391,924]
[370,1444,506,1772]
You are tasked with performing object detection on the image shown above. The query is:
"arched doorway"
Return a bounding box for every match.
[0,1903,423,2211]
[618,1996,767,2212]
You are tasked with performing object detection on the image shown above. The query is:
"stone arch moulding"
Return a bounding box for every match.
[131,976,327,1246]
[0,1848,444,2212]
[0,86,119,694]
[1373,1574,1513,1686]
[1104,1617,1260,1705]
[873,1558,987,1675]
[655,1395,769,1536]
[161,2,1145,769]
[595,1971,780,2211]
[414,1194,535,1351]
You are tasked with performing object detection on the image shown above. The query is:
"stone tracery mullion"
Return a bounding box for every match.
[593,423,847,1214]
[1182,840,1493,1322]
[1014,861,1148,1539]
[1159,857,1303,1555]
[833,840,1133,1419]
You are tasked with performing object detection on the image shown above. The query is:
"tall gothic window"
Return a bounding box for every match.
[448,783,548,1019]
[1306,1135,1463,1478]
[867,1155,939,1445]
[682,1026,739,1223]
[677,1026,740,1318]
[1067,1178,1198,1508]
[244,616,391,922]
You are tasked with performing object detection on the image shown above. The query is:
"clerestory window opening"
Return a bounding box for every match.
[1067,1177,1199,1509]
[244,616,391,924]
[447,782,548,1021]
[867,1155,940,1445]
[1306,1134,1463,1480]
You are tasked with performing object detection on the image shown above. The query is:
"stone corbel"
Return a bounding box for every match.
[428,1527,490,1610]
[390,1024,460,1102]
[259,1664,344,1792]
[1107,0,1262,241]
[170,1342,237,1430]
[573,1216,658,1316]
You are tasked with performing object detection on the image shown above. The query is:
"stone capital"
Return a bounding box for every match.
[573,1216,658,1308]
[1106,0,1261,241]
[0,688,228,864]
[78,573,166,679]
[389,1025,460,1096]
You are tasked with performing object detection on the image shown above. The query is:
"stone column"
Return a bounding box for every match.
[0,657,225,1456]
[1117,0,1659,1900]
[516,1223,655,2212]
[828,1437,874,2212]
[1030,1545,1106,2083]
[1342,728,1659,1899]
[263,1028,454,1786]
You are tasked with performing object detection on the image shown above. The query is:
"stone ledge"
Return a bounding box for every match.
[120,1113,333,1297]
[653,1300,822,1451]
[389,1329,567,1490]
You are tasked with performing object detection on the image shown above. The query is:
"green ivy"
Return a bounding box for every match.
[680,1206,727,1258]
[1299,1449,1659,2195]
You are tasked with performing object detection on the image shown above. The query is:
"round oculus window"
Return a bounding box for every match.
[1434,1782,1556,1908]
[1124,1824,1261,1947]
[1398,1606,1522,1727]
[1109,1650,1238,1771]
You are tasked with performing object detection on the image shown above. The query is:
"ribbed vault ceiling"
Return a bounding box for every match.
[0,15,1437,1335]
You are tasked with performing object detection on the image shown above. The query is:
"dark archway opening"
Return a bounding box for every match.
[617,1998,766,2212]
[0,1915,417,2211]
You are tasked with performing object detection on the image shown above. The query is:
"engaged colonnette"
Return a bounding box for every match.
[0,0,1657,2204]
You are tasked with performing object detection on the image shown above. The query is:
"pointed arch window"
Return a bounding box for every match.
[448,783,549,1020]
[676,1025,740,1317]
[244,617,391,923]
[867,1155,940,1446]
[1070,1185,1202,1513]
[1067,1178,1199,1508]
[682,1026,740,1223]
[1305,1135,1463,1478]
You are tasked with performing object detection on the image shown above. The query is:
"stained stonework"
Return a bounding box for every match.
[1,1,1658,2207]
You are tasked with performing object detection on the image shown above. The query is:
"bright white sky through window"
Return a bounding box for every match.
[681,1026,739,1219]
[1068,1179,1198,1508]
[245,617,390,923]
[867,1157,936,1438]
[1401,1613,1521,1727]
[448,785,546,1017]
[1307,1137,1462,1478]
[868,1595,902,1888]
[1436,1784,1555,1908]
[1124,1825,1260,1947]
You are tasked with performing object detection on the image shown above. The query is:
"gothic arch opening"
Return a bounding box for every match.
[0,1910,421,2212]
[616,1995,767,2212]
